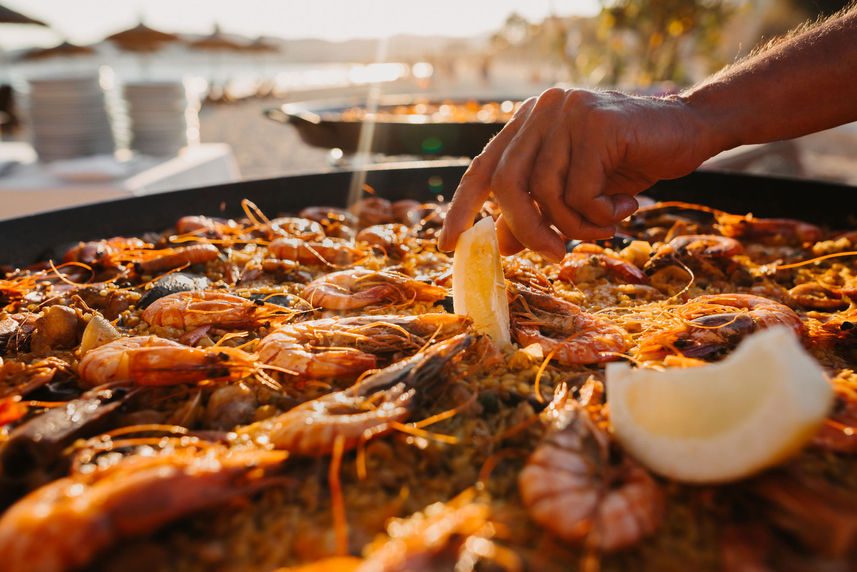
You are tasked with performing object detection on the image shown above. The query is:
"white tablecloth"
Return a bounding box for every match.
[0,143,241,220]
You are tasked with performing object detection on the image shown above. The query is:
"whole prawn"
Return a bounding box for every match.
[301,268,446,310]
[636,293,804,361]
[715,212,822,245]
[239,333,472,455]
[0,444,288,572]
[268,236,363,266]
[643,234,744,275]
[519,389,663,552]
[78,335,262,387]
[256,313,469,379]
[509,284,631,365]
[141,290,292,330]
[557,243,649,285]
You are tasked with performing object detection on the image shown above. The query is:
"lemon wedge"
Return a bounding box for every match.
[606,327,833,483]
[452,216,511,348]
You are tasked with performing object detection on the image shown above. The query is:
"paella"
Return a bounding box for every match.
[336,99,521,124]
[1,189,857,571]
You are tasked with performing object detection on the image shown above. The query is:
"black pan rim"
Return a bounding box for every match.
[1,163,855,268]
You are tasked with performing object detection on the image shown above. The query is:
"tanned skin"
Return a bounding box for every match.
[439,4,857,261]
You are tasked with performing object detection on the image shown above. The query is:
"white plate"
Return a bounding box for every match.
[45,155,129,181]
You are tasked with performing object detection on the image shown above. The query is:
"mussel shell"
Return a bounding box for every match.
[137,272,210,309]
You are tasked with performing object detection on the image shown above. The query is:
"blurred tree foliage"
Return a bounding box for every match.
[487,3,740,90]
[486,1,850,90]
[594,0,739,88]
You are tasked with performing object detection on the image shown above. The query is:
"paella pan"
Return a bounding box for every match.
[1,165,857,571]
[264,96,523,157]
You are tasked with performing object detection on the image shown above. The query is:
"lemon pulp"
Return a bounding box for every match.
[606,327,833,483]
[452,217,511,348]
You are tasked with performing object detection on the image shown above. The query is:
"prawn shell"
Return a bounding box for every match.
[0,447,288,572]
[78,336,257,387]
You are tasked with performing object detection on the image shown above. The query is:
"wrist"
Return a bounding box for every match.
[672,89,742,160]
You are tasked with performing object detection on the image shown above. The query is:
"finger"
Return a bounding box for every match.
[612,194,640,221]
[491,182,565,261]
[489,92,572,260]
[528,128,617,240]
[438,98,536,251]
[563,142,620,228]
[495,214,524,256]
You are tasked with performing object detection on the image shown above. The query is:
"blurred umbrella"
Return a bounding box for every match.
[0,4,48,26]
[245,36,280,53]
[20,40,94,61]
[189,25,248,51]
[106,22,180,52]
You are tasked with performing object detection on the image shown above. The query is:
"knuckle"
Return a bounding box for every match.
[536,87,566,107]
[563,88,595,108]
[490,170,525,196]
[583,205,615,227]
[564,188,590,209]
[467,154,490,174]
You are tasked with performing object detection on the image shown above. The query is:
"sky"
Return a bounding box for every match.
[0,0,600,50]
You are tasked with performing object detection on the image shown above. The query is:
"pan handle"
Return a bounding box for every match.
[263,107,292,124]
[264,107,324,125]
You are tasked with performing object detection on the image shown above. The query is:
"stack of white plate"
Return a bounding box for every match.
[124,81,197,156]
[25,75,115,163]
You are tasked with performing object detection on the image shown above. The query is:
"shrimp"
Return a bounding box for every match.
[636,293,804,361]
[519,395,664,552]
[300,206,359,228]
[349,197,394,227]
[643,234,749,290]
[134,243,221,274]
[620,200,719,242]
[788,282,848,311]
[509,284,632,365]
[390,198,421,222]
[812,374,857,453]
[257,314,469,379]
[78,335,260,387]
[62,237,152,268]
[397,201,449,240]
[174,215,240,239]
[299,206,359,239]
[141,290,291,330]
[0,312,37,353]
[269,236,362,266]
[715,212,823,245]
[356,223,411,258]
[643,234,744,274]
[262,217,326,241]
[0,385,132,500]
[239,333,472,455]
[301,268,446,310]
[0,444,288,572]
[358,488,520,571]
[503,258,554,292]
[557,243,649,285]
[751,471,857,558]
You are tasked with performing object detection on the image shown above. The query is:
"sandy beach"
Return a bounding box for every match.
[199,97,334,181]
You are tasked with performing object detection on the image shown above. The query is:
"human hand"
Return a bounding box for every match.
[438,88,719,261]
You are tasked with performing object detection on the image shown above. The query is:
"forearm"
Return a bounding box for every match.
[678,4,857,153]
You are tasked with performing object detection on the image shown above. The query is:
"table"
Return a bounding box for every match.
[0,143,241,220]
